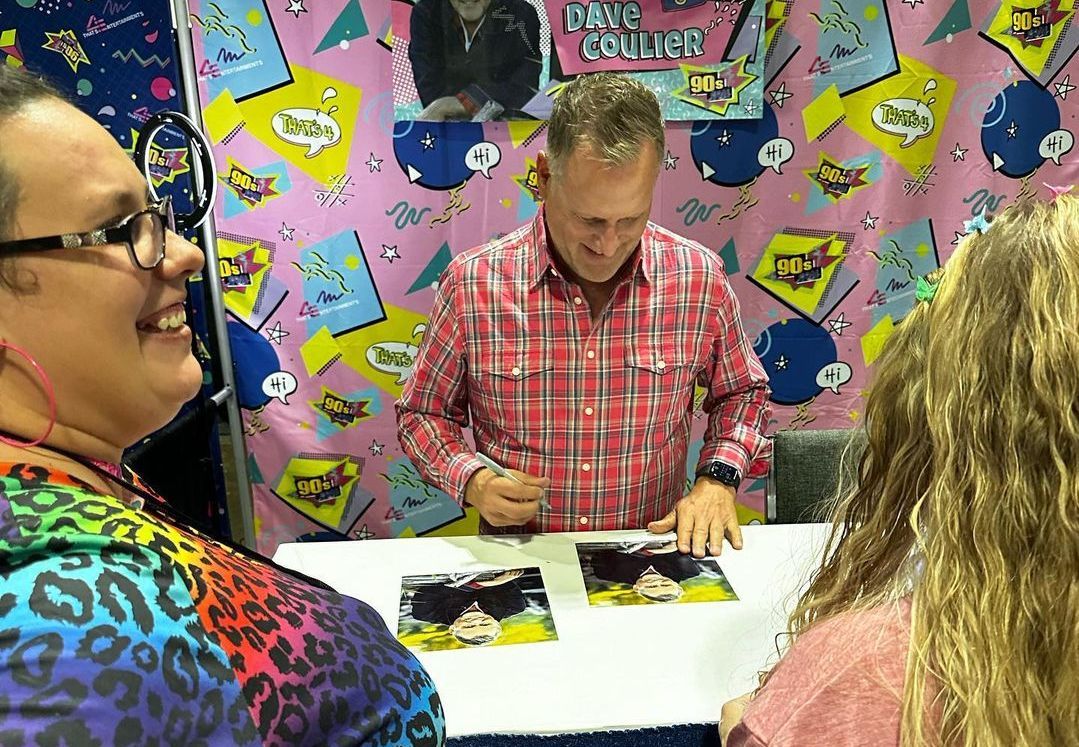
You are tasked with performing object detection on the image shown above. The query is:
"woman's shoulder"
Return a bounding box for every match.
[735,600,912,747]
[776,599,911,690]
[0,461,446,745]
[0,461,124,542]
[803,598,913,653]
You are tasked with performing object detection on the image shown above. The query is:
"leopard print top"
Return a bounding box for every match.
[0,463,445,746]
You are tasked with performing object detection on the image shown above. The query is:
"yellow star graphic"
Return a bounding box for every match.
[672,56,756,116]
[42,30,90,73]
[512,157,541,203]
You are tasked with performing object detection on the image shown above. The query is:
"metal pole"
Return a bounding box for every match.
[168,0,256,548]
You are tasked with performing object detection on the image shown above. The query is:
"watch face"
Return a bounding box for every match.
[699,463,740,487]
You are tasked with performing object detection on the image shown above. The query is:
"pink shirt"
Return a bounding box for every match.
[728,599,912,747]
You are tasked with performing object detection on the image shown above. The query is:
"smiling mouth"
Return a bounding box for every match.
[137,303,188,334]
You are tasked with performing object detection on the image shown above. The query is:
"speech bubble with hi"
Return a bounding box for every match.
[465,141,502,179]
[1039,129,1075,166]
[262,371,298,404]
[757,137,795,175]
[815,361,852,395]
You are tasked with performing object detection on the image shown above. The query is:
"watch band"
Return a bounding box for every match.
[695,461,742,489]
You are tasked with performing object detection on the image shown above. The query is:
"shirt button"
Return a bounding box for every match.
[657,360,666,370]
[584,406,594,416]
[579,516,589,526]
[581,463,591,472]
[511,366,521,377]
[574,296,583,305]
[586,350,596,359]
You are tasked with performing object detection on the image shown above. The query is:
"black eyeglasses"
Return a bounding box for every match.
[0,195,175,270]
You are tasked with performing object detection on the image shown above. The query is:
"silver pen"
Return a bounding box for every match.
[475,452,549,509]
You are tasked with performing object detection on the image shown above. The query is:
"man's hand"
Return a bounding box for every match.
[647,477,743,557]
[419,95,470,121]
[719,692,753,745]
[464,468,549,527]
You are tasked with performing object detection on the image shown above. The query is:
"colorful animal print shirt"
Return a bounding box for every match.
[0,463,445,746]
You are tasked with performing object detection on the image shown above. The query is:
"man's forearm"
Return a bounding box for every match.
[396,406,485,504]
[699,383,772,478]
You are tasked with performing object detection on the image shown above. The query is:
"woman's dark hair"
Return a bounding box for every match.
[0,66,64,288]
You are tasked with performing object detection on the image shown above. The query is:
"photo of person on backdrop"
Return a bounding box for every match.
[412,569,526,646]
[399,567,558,651]
[397,72,771,557]
[589,540,700,602]
[408,0,542,121]
[578,539,739,606]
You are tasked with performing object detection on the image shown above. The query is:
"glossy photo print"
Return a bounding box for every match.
[397,567,559,651]
[576,539,739,606]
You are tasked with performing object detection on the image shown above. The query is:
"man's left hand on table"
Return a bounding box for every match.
[647,478,743,558]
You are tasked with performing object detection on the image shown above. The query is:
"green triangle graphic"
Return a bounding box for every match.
[924,0,972,45]
[718,237,740,274]
[247,453,264,485]
[315,0,370,54]
[408,242,453,295]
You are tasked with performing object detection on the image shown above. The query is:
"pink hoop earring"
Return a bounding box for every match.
[0,340,57,448]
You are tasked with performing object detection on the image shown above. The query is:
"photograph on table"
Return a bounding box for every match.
[397,567,559,651]
[576,539,739,606]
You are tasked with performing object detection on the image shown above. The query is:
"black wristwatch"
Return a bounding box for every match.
[695,461,742,489]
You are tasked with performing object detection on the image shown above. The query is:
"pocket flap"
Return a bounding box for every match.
[478,350,553,380]
[624,344,693,375]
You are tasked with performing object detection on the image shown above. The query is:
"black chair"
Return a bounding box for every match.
[766,429,867,524]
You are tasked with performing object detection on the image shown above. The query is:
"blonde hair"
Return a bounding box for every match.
[784,196,1079,746]
[546,72,664,175]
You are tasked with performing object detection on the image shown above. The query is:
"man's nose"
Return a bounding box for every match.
[595,224,619,255]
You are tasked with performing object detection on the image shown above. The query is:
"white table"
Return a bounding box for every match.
[273,524,830,737]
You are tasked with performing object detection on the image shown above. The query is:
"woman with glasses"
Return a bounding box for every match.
[0,66,445,746]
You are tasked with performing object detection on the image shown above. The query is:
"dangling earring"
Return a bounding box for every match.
[0,339,57,448]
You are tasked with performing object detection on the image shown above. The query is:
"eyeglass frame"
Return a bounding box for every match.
[0,195,175,270]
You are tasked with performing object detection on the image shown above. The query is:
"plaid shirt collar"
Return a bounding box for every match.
[526,205,655,291]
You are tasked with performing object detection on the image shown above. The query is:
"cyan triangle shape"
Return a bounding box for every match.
[719,237,740,274]
[805,179,836,215]
[517,195,539,222]
[315,0,370,55]
[247,453,264,485]
[924,0,972,45]
[408,242,453,295]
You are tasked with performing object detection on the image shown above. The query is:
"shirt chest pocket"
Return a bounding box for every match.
[472,351,555,447]
[622,344,701,425]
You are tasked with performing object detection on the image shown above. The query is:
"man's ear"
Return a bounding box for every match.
[536,150,552,201]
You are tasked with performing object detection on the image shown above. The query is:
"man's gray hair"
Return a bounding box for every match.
[545,72,665,175]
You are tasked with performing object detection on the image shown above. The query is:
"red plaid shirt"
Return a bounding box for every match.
[396,210,772,533]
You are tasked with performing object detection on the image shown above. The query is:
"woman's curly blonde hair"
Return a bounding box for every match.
[781,195,1079,746]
